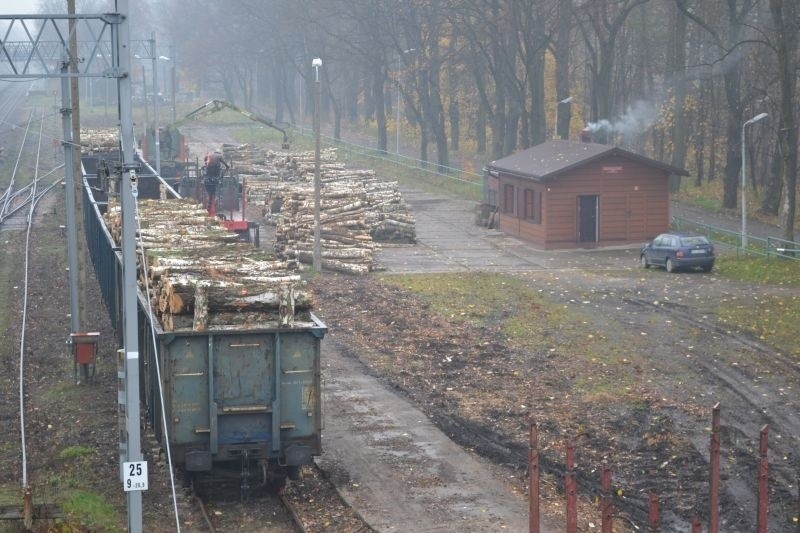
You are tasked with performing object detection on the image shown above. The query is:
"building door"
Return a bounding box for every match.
[578,195,598,243]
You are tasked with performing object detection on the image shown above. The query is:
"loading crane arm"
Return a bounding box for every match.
[181,99,291,149]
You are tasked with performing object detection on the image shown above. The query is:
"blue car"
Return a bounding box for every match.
[640,233,715,273]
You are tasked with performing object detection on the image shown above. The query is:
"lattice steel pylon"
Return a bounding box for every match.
[0,5,144,533]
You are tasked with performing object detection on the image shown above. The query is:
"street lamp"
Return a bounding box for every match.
[154,55,171,173]
[168,43,177,123]
[312,57,322,271]
[741,112,768,248]
[133,36,163,177]
[151,36,162,176]
[554,96,573,140]
[396,48,415,154]
[132,54,149,140]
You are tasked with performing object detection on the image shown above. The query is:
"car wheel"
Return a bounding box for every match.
[640,254,650,268]
[702,264,713,273]
[666,258,675,273]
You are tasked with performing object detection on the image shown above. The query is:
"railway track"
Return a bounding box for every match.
[0,85,63,231]
[184,461,371,532]
[0,99,66,528]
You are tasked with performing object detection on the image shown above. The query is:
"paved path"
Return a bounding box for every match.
[319,339,536,532]
[377,188,640,274]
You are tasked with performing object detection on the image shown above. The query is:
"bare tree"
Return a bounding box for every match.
[768,0,797,242]
[574,0,651,144]
[676,0,758,210]
[553,0,573,140]
[669,0,689,191]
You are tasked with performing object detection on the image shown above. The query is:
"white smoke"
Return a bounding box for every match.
[585,100,660,150]
[586,100,659,137]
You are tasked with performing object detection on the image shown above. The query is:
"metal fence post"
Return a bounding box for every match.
[601,462,612,533]
[648,492,660,532]
[529,423,539,533]
[710,403,721,533]
[757,425,769,533]
[566,440,577,533]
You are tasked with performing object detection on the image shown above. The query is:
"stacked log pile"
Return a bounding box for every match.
[103,198,312,332]
[243,148,415,243]
[180,144,416,274]
[80,127,119,153]
[274,183,377,275]
[362,179,416,243]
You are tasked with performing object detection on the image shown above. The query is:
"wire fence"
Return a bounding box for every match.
[291,122,484,189]
[673,216,800,261]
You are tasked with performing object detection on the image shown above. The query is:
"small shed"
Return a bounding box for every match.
[485,140,688,249]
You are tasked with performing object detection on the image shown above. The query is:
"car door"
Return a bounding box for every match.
[661,236,678,265]
[649,236,667,266]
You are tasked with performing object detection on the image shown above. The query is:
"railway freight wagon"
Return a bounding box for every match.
[80,167,327,488]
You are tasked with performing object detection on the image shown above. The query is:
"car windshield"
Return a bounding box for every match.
[680,236,710,246]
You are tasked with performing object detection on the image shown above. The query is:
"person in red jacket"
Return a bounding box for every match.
[204,150,228,178]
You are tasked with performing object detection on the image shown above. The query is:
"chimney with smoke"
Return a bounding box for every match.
[580,127,593,143]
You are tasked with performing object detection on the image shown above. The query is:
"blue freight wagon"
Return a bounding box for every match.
[81,158,326,489]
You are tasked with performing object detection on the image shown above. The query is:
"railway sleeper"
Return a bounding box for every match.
[189,455,295,500]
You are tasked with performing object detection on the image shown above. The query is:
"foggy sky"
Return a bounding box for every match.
[1,0,41,14]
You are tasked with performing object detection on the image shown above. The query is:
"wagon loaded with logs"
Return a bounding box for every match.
[80,127,120,153]
[85,181,326,489]
[102,198,310,331]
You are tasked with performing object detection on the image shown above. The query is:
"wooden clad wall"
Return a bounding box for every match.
[497,175,547,246]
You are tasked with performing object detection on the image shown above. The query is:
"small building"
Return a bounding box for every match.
[485,140,688,249]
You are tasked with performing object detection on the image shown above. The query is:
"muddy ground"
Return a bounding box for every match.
[309,264,800,531]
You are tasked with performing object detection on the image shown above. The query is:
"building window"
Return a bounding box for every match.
[503,184,515,214]
[487,188,497,208]
[523,188,542,223]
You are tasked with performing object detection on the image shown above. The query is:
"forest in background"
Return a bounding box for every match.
[37,0,799,239]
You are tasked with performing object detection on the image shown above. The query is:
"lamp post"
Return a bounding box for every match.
[133,57,148,140]
[741,112,768,248]
[396,48,415,154]
[554,96,573,140]
[155,55,171,173]
[151,33,161,176]
[312,58,322,271]
[169,43,177,124]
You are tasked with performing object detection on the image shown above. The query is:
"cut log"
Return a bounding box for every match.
[192,283,209,332]
[163,278,311,315]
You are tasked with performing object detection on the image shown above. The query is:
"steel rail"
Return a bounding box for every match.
[0,166,64,225]
[18,109,46,494]
[0,84,27,205]
[1,111,34,219]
